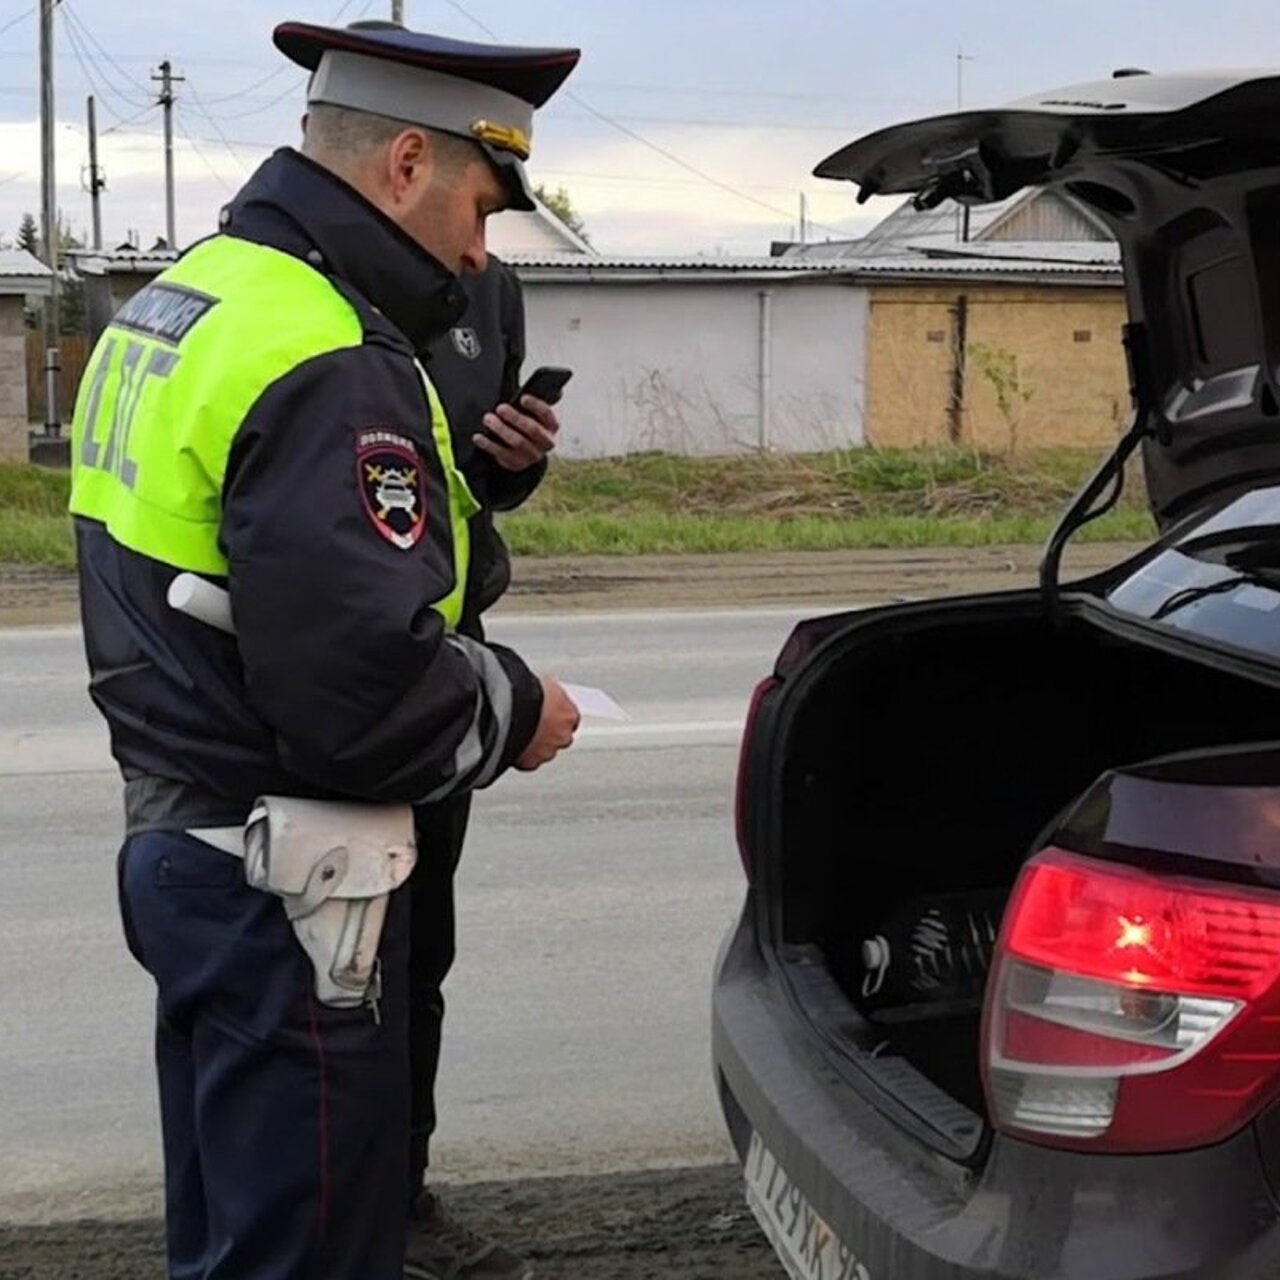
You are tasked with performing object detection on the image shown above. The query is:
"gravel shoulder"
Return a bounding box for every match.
[0,1165,783,1280]
[0,543,1140,628]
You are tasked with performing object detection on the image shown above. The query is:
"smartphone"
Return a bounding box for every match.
[515,365,573,407]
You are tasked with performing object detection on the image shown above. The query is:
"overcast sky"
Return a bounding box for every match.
[2,0,1280,256]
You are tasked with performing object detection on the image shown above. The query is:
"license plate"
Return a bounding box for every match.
[744,1130,871,1280]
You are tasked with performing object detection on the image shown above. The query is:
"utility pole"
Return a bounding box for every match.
[956,49,973,111]
[85,95,105,250]
[152,60,184,249]
[799,192,809,245]
[39,0,59,436]
[956,50,974,243]
[391,0,404,22]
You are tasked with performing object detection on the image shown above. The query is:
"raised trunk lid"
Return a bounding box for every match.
[817,70,1280,527]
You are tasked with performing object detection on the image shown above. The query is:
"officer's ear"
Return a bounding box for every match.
[386,127,434,208]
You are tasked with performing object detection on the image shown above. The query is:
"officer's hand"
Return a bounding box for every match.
[515,675,580,771]
[474,395,560,472]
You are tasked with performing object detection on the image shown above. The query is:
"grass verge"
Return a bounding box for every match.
[0,463,75,569]
[501,511,1151,556]
[0,447,1154,569]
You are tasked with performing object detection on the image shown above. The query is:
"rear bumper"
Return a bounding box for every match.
[712,901,1280,1280]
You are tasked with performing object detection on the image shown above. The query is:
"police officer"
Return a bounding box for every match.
[437,256,547,641]
[405,259,552,1278]
[69,19,581,1280]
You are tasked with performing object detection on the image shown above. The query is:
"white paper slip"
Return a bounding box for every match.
[562,682,631,722]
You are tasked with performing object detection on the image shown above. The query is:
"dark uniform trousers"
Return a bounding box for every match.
[118,831,411,1279]
[406,613,484,1201]
[407,792,472,1200]
[407,255,535,1206]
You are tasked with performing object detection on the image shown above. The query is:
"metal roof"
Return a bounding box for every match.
[71,249,179,276]
[909,240,1123,265]
[781,191,1032,260]
[490,202,595,256]
[862,190,1027,250]
[508,249,1121,284]
[506,252,848,272]
[783,188,1112,262]
[0,249,53,294]
[62,245,1120,287]
[848,253,1120,280]
[0,249,51,276]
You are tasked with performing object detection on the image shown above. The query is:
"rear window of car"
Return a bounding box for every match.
[1106,484,1280,659]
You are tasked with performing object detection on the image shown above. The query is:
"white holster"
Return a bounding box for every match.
[243,797,416,1009]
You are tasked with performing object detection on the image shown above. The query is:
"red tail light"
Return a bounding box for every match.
[983,848,1280,1153]
[735,677,778,882]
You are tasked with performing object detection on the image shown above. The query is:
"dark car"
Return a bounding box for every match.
[713,70,1280,1280]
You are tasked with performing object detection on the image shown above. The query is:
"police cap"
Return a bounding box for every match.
[274,18,580,211]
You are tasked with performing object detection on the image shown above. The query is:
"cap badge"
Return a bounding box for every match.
[471,118,531,160]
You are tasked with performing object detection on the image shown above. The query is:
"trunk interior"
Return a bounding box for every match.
[777,601,1280,1124]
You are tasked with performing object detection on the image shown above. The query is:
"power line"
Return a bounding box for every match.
[555,98,848,234]
[96,131,859,206]
[566,78,937,108]
[436,0,851,238]
[95,129,860,207]
[185,79,251,176]
[58,6,145,123]
[0,5,33,39]
[197,65,291,107]
[196,94,870,136]
[438,0,498,38]
[192,83,878,133]
[100,103,157,136]
[532,165,860,197]
[203,73,305,121]
[60,2,152,106]
[174,111,236,197]
[163,0,369,110]
[0,48,282,69]
[0,30,931,114]
[541,111,872,135]
[117,126,270,152]
[59,8,152,120]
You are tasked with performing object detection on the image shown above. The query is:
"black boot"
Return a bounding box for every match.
[404,1188,534,1280]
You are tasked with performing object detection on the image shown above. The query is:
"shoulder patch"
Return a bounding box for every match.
[112,282,218,346]
[356,428,426,551]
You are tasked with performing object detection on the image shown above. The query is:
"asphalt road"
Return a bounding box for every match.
[0,605,833,1224]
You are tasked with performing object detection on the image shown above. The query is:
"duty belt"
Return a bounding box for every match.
[124,774,254,838]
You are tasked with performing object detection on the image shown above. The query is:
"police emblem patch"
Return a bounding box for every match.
[356,429,426,550]
[451,326,482,360]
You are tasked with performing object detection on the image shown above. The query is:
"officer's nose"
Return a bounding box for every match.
[460,222,488,276]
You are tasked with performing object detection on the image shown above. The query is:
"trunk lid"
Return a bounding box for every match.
[816,70,1280,527]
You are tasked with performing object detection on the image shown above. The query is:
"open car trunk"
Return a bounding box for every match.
[774,597,1280,1134]
[816,71,1280,530]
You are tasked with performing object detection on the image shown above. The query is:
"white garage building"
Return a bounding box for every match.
[511,255,865,457]
[74,203,873,459]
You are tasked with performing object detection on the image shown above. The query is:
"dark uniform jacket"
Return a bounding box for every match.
[73,150,544,828]
[422,257,546,637]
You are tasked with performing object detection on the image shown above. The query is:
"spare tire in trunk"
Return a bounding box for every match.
[775,599,1280,1116]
